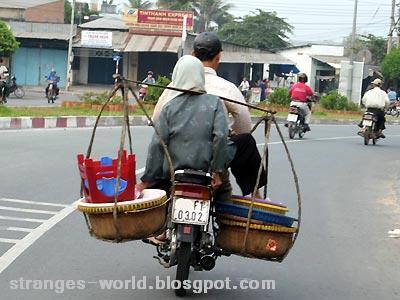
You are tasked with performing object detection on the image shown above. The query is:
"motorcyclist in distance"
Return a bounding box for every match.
[360,78,390,138]
[288,73,314,132]
[45,68,60,98]
[0,58,9,103]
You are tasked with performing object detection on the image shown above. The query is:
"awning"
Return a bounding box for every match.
[124,34,182,53]
[312,55,348,69]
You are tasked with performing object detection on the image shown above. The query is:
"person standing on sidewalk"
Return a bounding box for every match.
[238,76,250,101]
[0,58,9,103]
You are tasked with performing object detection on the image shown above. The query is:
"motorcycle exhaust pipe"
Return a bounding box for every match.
[200,255,216,271]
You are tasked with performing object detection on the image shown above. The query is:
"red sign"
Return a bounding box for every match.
[137,9,193,29]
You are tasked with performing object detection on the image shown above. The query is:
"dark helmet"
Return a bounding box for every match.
[193,32,223,61]
[298,73,308,83]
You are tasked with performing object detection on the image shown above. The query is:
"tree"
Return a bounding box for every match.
[192,0,233,32]
[126,0,152,9]
[343,34,387,65]
[0,21,19,57]
[64,0,99,24]
[156,0,192,10]
[381,48,400,80]
[218,10,293,50]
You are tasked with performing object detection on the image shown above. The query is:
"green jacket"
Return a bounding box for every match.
[141,93,236,183]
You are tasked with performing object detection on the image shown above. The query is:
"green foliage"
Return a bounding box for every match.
[79,91,122,105]
[64,0,99,24]
[157,0,193,10]
[146,76,171,103]
[268,88,290,105]
[218,10,292,49]
[343,33,386,65]
[320,91,358,111]
[0,21,19,56]
[381,48,400,80]
[0,105,12,115]
[126,0,153,9]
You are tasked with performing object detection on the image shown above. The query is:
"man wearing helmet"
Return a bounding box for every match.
[288,73,314,132]
[143,71,155,85]
[360,78,389,138]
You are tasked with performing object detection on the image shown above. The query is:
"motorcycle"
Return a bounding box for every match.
[45,76,59,104]
[358,112,381,145]
[6,75,25,99]
[386,101,400,117]
[139,84,148,101]
[150,169,229,297]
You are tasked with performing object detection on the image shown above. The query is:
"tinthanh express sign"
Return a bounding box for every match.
[123,9,193,31]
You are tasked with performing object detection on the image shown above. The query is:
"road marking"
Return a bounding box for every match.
[0,204,75,274]
[136,167,145,176]
[0,206,58,215]
[0,198,69,208]
[4,227,33,233]
[0,215,47,223]
[257,134,400,147]
[0,238,19,244]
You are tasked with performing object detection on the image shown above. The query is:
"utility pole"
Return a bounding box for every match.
[66,0,75,91]
[388,0,396,53]
[347,0,358,102]
[397,2,400,48]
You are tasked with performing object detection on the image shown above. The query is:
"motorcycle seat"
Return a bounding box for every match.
[175,169,212,186]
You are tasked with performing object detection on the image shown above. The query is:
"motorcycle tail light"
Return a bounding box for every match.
[363,114,373,120]
[289,107,298,114]
[183,225,191,234]
[175,183,211,200]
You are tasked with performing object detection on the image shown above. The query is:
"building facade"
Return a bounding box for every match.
[0,0,64,23]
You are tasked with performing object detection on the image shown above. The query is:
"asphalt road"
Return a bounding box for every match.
[4,90,80,107]
[0,124,399,300]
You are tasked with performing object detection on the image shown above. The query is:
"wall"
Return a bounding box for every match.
[25,0,64,23]
[310,45,344,56]
[0,8,24,21]
[338,61,365,103]
[12,47,68,87]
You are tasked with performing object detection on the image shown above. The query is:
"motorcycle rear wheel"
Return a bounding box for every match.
[175,242,191,297]
[14,87,25,98]
[288,124,295,139]
[364,128,371,145]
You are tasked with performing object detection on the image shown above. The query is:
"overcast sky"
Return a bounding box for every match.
[93,0,393,43]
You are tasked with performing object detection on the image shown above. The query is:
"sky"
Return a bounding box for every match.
[89,0,393,43]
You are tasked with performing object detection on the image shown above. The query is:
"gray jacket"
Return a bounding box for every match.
[141,93,236,183]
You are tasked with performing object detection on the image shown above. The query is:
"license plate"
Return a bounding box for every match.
[172,198,210,225]
[49,84,53,89]
[287,114,298,122]
[362,120,372,127]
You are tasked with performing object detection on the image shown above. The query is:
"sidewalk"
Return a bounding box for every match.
[0,116,388,130]
[25,84,140,97]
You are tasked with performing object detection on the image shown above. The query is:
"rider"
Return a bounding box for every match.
[360,78,390,138]
[0,58,9,103]
[45,69,60,97]
[288,73,314,132]
[142,71,155,84]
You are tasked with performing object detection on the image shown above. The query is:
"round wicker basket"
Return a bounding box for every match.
[76,189,168,242]
[216,218,296,259]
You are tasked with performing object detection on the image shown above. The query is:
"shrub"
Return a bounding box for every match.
[145,76,171,103]
[320,91,359,111]
[79,91,121,105]
[268,88,290,106]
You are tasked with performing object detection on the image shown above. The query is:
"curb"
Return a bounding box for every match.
[0,116,399,130]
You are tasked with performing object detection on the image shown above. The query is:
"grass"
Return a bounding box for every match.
[0,106,155,117]
[0,103,377,122]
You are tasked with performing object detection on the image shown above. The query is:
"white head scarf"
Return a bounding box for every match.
[152,55,206,120]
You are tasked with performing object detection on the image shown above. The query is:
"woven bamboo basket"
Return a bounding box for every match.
[76,189,168,242]
[216,218,296,259]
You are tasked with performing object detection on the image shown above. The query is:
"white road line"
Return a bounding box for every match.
[136,167,145,175]
[0,198,69,208]
[0,238,19,244]
[0,204,75,274]
[0,206,58,215]
[257,134,400,147]
[5,227,33,233]
[0,216,47,223]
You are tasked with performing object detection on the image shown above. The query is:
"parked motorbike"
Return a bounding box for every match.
[151,169,229,297]
[386,101,400,117]
[358,112,381,145]
[6,75,25,98]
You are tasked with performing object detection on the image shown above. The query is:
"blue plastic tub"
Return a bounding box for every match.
[215,202,296,227]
